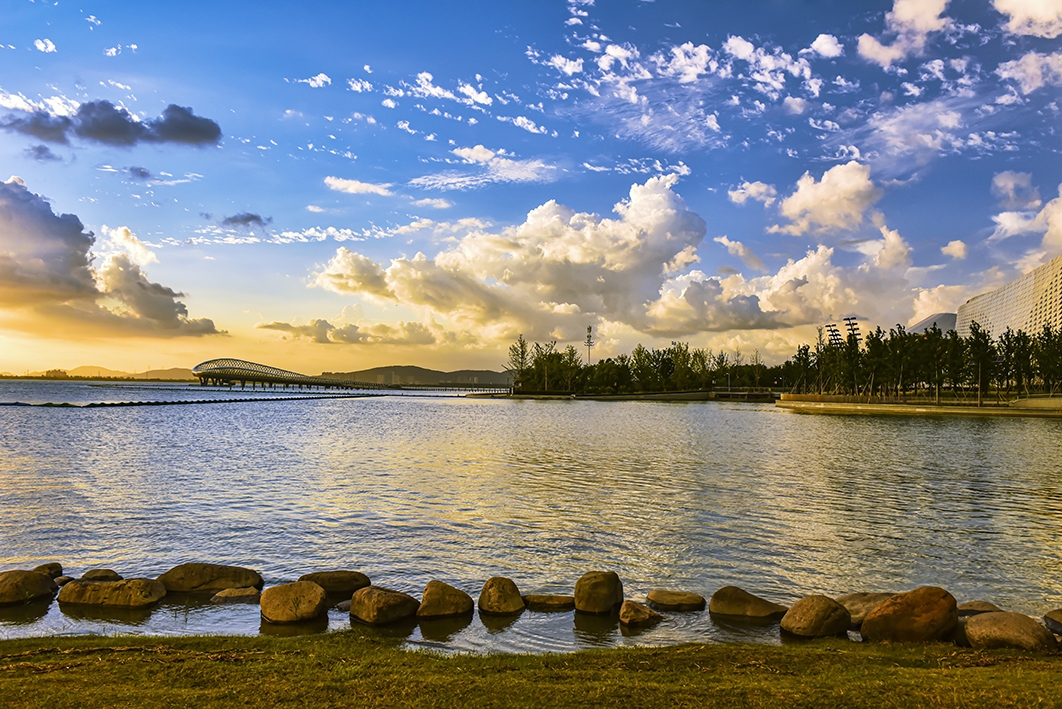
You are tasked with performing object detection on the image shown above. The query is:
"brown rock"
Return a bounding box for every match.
[81,569,122,582]
[297,571,370,596]
[157,562,263,593]
[54,576,74,587]
[350,586,419,625]
[57,578,166,608]
[835,592,894,629]
[781,595,851,638]
[574,571,623,614]
[478,577,525,615]
[709,586,787,619]
[417,580,474,619]
[0,570,57,606]
[965,611,1057,652]
[957,600,1003,616]
[1044,609,1062,635]
[210,587,260,604]
[619,600,662,628]
[860,586,958,643]
[32,563,63,579]
[260,581,328,623]
[522,594,576,611]
[647,589,706,612]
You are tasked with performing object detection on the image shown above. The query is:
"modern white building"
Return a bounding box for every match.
[956,253,1062,337]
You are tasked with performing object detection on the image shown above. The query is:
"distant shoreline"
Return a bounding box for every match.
[777,397,1062,418]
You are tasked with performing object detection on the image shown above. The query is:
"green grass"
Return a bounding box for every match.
[1,633,1058,708]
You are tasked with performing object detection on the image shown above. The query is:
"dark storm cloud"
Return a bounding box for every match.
[221,212,273,230]
[1,101,221,147]
[25,144,62,162]
[127,166,153,180]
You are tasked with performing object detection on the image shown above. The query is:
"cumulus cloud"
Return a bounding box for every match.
[858,0,951,69]
[941,239,967,259]
[993,0,1062,37]
[549,55,584,76]
[997,51,1062,93]
[297,73,332,88]
[258,318,436,346]
[0,177,219,336]
[0,101,221,146]
[34,39,56,53]
[324,176,394,196]
[714,235,766,271]
[728,181,777,207]
[101,225,158,265]
[992,171,1041,209]
[805,34,844,58]
[770,161,882,236]
[783,96,808,114]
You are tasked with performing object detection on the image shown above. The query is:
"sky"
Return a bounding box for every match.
[1,0,1061,375]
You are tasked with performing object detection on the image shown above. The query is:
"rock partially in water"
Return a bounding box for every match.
[417,580,474,620]
[210,587,260,604]
[647,589,705,612]
[957,600,1003,617]
[835,592,894,629]
[81,569,122,582]
[619,600,661,628]
[965,611,1057,652]
[478,577,525,615]
[157,562,264,593]
[709,586,787,620]
[781,595,851,638]
[57,578,166,608]
[297,570,370,596]
[32,563,63,579]
[0,570,57,607]
[1044,609,1062,635]
[522,594,576,611]
[260,581,328,623]
[334,599,352,612]
[350,586,419,625]
[574,571,623,615]
[860,586,957,643]
[54,576,74,587]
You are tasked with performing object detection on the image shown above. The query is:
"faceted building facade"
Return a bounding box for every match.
[956,253,1062,337]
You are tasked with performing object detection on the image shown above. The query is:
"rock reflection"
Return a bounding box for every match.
[480,610,523,634]
[419,614,473,642]
[259,615,328,637]
[59,603,155,625]
[573,611,619,645]
[0,598,52,624]
[348,616,418,641]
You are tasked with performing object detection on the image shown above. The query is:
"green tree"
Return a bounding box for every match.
[967,322,995,406]
[506,334,531,389]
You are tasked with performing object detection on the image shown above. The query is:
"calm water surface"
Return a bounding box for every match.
[2,380,1061,652]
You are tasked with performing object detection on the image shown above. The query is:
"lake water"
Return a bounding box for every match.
[2,379,1061,652]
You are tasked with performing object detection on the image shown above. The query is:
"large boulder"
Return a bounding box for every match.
[57,578,166,608]
[211,587,260,604]
[619,600,662,628]
[32,563,63,579]
[835,592,893,629]
[478,577,525,615]
[1044,609,1062,635]
[260,581,328,623]
[574,571,623,615]
[157,562,263,593]
[647,589,706,612]
[0,570,57,606]
[297,571,370,596]
[860,586,958,643]
[54,576,74,587]
[781,595,851,638]
[350,586,419,625]
[965,611,1058,652]
[957,600,1003,617]
[709,586,787,619]
[81,569,122,582]
[417,580,474,619]
[522,594,576,611]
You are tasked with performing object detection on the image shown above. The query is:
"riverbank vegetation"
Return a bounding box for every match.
[1,633,1058,708]
[507,322,1062,403]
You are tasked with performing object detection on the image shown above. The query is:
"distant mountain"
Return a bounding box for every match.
[22,366,196,381]
[323,365,510,386]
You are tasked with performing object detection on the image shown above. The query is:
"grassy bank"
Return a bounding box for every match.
[1,633,1058,708]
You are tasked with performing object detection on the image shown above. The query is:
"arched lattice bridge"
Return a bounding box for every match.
[191,358,508,393]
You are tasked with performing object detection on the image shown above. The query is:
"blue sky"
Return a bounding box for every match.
[1,0,1061,373]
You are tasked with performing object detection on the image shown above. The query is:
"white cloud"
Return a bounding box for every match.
[728,181,777,207]
[714,235,766,271]
[498,115,548,134]
[457,82,492,105]
[33,39,56,53]
[306,205,325,213]
[347,78,372,92]
[997,51,1062,93]
[548,55,584,76]
[653,42,716,83]
[770,162,882,235]
[910,284,971,325]
[941,239,968,259]
[452,144,496,163]
[381,98,397,108]
[992,171,1041,209]
[410,153,555,191]
[412,197,453,209]
[993,0,1062,38]
[297,73,332,88]
[805,34,844,58]
[101,225,158,266]
[857,0,951,69]
[783,96,808,114]
[324,176,393,196]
